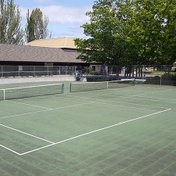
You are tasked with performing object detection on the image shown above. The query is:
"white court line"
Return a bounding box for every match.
[18,108,171,156]
[6,100,53,110]
[75,85,175,100]
[133,95,176,104]
[67,92,169,110]
[130,87,176,98]
[0,123,54,144]
[6,94,93,110]
[0,144,21,156]
[0,101,95,120]
[0,109,49,120]
[0,101,94,155]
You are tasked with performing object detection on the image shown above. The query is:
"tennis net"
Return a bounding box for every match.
[70,79,136,93]
[0,83,64,100]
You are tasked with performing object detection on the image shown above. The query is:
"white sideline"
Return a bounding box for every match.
[0,101,95,155]
[0,123,54,144]
[133,95,176,104]
[17,108,171,156]
[6,100,53,110]
[0,144,21,156]
[0,101,95,120]
[0,109,49,120]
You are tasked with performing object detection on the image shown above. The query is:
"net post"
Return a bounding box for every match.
[133,78,136,86]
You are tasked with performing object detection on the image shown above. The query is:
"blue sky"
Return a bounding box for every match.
[14,0,95,38]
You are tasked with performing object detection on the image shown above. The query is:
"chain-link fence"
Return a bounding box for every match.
[129,65,176,86]
[83,65,176,86]
[0,65,77,77]
[0,64,176,86]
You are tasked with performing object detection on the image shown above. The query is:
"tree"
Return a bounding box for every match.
[26,8,49,42]
[75,0,133,76]
[157,0,176,65]
[127,0,176,65]
[75,0,176,69]
[75,0,136,76]
[0,0,24,44]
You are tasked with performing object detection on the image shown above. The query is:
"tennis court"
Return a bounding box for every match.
[0,81,176,176]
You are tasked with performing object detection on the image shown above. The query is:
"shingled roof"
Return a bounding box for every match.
[0,44,84,63]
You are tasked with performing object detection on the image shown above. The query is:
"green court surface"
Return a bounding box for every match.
[0,82,176,176]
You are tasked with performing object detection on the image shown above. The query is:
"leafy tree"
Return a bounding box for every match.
[0,0,24,44]
[26,8,49,42]
[75,0,176,69]
[75,0,133,76]
[158,0,176,65]
[128,0,176,65]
